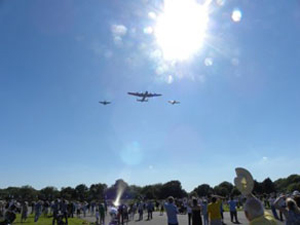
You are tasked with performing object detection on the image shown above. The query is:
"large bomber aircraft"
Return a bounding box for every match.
[99,101,111,105]
[127,91,162,102]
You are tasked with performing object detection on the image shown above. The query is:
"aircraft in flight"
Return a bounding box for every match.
[127,91,162,102]
[99,101,111,105]
[168,100,180,105]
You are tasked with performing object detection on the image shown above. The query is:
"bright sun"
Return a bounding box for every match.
[155,0,209,61]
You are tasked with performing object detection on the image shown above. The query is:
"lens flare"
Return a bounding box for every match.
[120,142,143,165]
[204,57,213,66]
[231,9,242,22]
[113,180,127,206]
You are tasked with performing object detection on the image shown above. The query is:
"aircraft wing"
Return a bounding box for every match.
[127,92,144,97]
[147,93,162,97]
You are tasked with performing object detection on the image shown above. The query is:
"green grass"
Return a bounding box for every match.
[9,213,88,225]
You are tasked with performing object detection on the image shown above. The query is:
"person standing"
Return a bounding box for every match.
[274,195,300,225]
[138,201,144,221]
[61,199,68,225]
[228,197,240,223]
[99,202,105,225]
[147,200,154,220]
[187,200,192,225]
[21,201,28,223]
[52,199,60,225]
[95,208,100,225]
[269,195,279,220]
[165,196,179,225]
[207,195,224,225]
[160,201,165,216]
[34,200,42,222]
[192,198,202,225]
[201,200,208,225]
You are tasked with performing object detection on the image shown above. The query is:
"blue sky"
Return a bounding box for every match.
[0,0,300,191]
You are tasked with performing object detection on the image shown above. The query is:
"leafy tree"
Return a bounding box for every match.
[40,186,59,200]
[127,185,142,199]
[60,187,76,200]
[193,184,213,197]
[214,186,228,196]
[253,180,263,194]
[5,187,22,200]
[141,185,156,199]
[75,184,88,201]
[262,178,275,194]
[213,182,233,197]
[274,174,300,193]
[189,191,198,198]
[287,174,300,184]
[231,187,241,196]
[19,186,37,201]
[160,180,186,199]
[89,183,107,201]
[105,179,129,200]
[287,182,300,193]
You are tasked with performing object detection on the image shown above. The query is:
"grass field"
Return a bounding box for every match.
[7,213,88,225]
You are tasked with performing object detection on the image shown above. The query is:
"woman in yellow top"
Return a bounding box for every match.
[207,195,225,225]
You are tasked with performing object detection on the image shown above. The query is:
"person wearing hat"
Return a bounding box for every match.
[234,168,277,225]
[244,194,277,225]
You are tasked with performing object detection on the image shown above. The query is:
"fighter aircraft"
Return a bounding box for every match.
[127,91,162,102]
[168,100,180,105]
[99,101,111,105]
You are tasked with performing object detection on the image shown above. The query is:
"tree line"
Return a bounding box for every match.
[0,174,299,202]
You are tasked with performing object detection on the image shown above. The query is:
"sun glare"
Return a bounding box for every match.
[155,0,209,61]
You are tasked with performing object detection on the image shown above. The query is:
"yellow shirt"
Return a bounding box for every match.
[207,200,222,220]
[250,213,277,225]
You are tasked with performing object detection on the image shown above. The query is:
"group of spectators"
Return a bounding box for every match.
[163,190,300,225]
[0,199,108,225]
[0,190,300,225]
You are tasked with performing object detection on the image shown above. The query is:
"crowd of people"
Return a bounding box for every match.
[0,190,299,225]
[163,191,300,225]
[0,199,108,225]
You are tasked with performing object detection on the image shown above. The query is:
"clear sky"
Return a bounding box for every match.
[0,0,300,192]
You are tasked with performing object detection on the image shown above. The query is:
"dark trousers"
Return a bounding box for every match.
[148,210,153,220]
[279,211,284,221]
[230,211,238,222]
[271,206,279,220]
[188,213,192,225]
